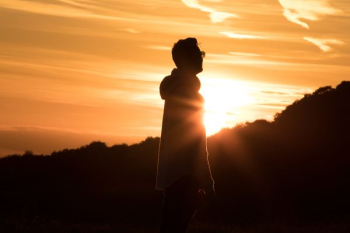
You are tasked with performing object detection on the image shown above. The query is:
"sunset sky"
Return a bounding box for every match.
[0,0,349,156]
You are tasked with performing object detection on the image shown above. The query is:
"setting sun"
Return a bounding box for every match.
[200,77,253,135]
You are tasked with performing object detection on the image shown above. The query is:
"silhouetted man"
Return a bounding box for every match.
[156,38,215,233]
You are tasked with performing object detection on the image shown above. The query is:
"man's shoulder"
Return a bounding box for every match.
[160,75,174,100]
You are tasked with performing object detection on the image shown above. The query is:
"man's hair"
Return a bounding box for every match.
[172,38,199,68]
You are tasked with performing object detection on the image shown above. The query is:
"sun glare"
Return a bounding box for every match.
[200,77,253,136]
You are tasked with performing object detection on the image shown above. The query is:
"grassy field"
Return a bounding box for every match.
[1,214,350,233]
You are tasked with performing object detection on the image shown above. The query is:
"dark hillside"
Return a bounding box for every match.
[208,81,350,221]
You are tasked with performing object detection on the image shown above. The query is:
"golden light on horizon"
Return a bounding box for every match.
[200,77,254,135]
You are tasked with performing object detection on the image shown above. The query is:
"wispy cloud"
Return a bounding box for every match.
[252,83,312,112]
[304,37,344,52]
[221,31,265,39]
[144,45,172,51]
[0,47,163,109]
[229,52,261,57]
[0,0,134,22]
[120,28,141,34]
[261,91,290,96]
[256,103,287,110]
[206,53,294,67]
[279,0,342,29]
[182,0,237,23]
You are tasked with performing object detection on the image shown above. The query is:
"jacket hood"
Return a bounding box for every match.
[160,69,201,100]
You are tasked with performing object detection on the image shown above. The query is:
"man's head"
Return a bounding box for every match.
[172,38,205,74]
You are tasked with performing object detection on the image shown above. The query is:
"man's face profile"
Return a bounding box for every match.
[190,46,204,74]
[172,38,204,75]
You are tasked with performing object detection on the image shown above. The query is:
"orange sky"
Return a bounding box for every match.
[0,0,349,156]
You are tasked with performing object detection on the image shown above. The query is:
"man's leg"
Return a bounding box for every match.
[159,176,198,233]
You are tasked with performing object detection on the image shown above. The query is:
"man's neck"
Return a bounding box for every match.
[177,68,200,77]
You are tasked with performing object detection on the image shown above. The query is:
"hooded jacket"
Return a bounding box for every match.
[156,69,214,192]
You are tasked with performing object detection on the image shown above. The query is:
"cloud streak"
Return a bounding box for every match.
[279,0,342,29]
[0,0,133,21]
[304,37,344,52]
[182,0,237,23]
[144,45,172,51]
[206,53,296,67]
[220,31,265,39]
[120,28,141,34]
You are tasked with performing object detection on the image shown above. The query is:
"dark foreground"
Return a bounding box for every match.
[1,213,350,233]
